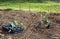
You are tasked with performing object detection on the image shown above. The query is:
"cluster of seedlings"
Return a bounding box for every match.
[35,13,51,29]
[1,14,51,34]
[2,20,27,34]
[36,18,51,29]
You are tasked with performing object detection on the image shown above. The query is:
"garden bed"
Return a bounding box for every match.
[0,11,60,39]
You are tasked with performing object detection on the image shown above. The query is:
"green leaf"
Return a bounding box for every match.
[14,20,19,26]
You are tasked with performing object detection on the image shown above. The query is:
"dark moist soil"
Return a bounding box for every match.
[0,10,60,39]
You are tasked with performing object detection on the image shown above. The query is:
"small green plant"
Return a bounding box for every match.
[44,14,51,29]
[9,20,19,30]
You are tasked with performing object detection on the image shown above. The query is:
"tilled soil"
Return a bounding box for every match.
[0,11,60,39]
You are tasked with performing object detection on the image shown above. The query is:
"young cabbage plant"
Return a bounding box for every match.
[2,20,25,33]
[44,14,51,29]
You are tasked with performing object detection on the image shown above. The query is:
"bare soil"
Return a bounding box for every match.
[0,10,60,39]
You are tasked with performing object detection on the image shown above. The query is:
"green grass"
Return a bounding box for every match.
[0,1,60,13]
